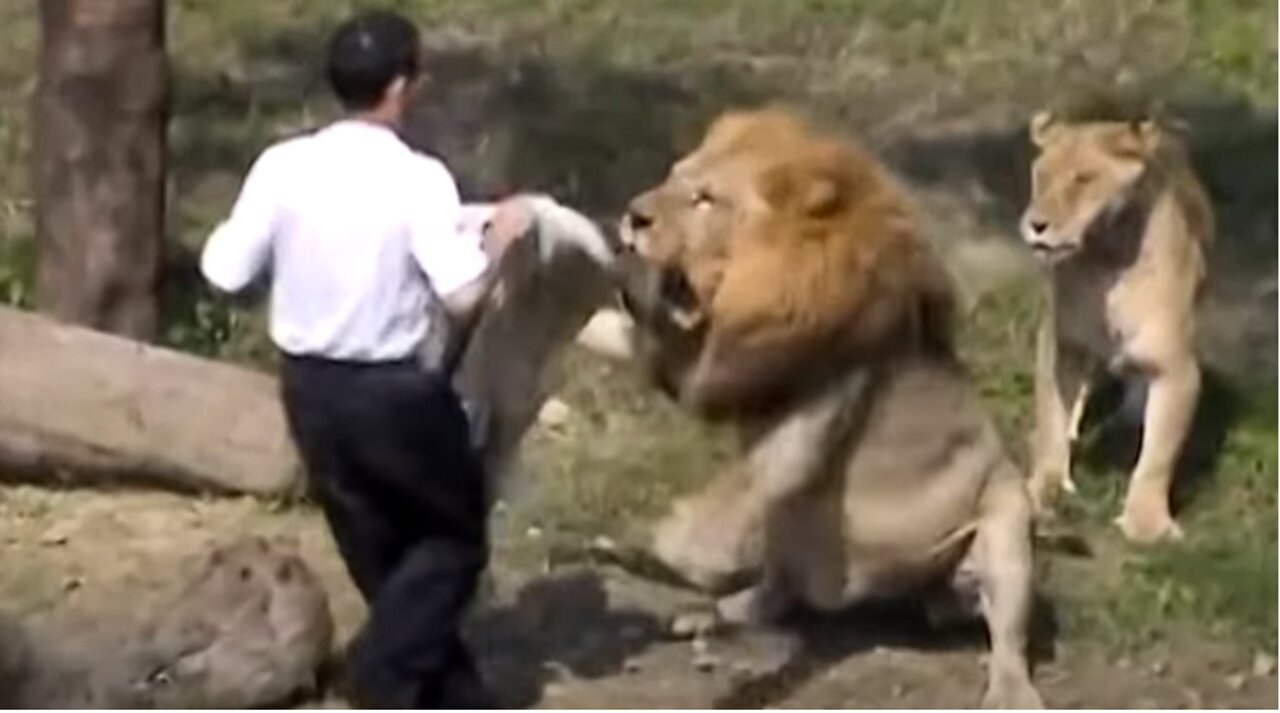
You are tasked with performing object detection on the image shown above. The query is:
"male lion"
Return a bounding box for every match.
[1020,112,1213,543]
[584,108,1043,709]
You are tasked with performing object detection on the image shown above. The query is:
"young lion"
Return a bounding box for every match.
[594,108,1043,709]
[1021,112,1213,543]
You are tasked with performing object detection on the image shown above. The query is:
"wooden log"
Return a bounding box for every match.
[0,306,301,495]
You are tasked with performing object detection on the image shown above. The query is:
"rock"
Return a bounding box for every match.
[1226,673,1247,691]
[891,683,907,698]
[1149,659,1168,677]
[537,398,572,430]
[1252,652,1276,677]
[623,659,642,674]
[525,526,543,539]
[691,638,710,656]
[60,575,83,592]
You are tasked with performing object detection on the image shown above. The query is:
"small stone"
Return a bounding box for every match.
[39,525,70,546]
[537,399,572,429]
[543,660,574,682]
[526,526,543,539]
[891,683,907,698]
[61,575,83,592]
[693,653,721,673]
[623,659,642,674]
[1149,660,1168,677]
[670,611,718,640]
[1117,656,1132,670]
[591,535,617,553]
[1252,652,1276,677]
[1225,673,1247,691]
[691,637,710,655]
[620,624,646,642]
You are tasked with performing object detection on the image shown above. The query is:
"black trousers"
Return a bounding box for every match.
[279,354,492,709]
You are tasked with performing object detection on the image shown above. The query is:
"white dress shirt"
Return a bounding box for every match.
[200,119,493,362]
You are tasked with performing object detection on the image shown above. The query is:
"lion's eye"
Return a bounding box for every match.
[691,189,715,208]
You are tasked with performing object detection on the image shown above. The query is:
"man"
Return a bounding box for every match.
[200,10,528,708]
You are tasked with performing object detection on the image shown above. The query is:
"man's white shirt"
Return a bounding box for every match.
[200,119,494,361]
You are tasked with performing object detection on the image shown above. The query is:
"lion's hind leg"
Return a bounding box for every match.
[973,478,1043,709]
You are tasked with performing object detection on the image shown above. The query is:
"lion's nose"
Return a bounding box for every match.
[1028,218,1049,235]
[626,206,654,232]
[619,202,653,250]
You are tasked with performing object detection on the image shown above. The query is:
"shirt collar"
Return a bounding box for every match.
[325,118,404,144]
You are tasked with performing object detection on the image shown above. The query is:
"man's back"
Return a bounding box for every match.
[202,119,485,361]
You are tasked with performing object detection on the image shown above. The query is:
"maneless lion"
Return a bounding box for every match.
[581,108,1043,708]
[1020,112,1213,543]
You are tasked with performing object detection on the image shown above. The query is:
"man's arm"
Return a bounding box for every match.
[199,149,280,294]
[409,161,531,331]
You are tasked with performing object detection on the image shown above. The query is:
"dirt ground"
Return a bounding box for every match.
[1,475,1274,709]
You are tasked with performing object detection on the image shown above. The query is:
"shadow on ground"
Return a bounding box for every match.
[714,592,1060,709]
[467,570,665,708]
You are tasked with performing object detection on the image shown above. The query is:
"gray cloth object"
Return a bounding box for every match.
[420,196,617,489]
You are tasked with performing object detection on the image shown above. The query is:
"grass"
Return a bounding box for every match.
[0,0,1274,657]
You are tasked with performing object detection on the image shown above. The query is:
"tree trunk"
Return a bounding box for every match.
[33,0,167,340]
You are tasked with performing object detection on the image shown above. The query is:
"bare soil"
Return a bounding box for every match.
[2,479,1274,709]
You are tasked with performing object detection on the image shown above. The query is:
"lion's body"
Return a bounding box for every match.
[1021,113,1213,543]
[589,108,1042,708]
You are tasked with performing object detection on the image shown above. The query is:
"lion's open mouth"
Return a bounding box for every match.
[658,268,707,329]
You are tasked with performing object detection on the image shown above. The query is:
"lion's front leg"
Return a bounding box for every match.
[651,462,767,594]
[1029,315,1092,513]
[1115,357,1198,543]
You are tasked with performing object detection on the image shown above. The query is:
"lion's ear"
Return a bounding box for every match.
[757,159,847,218]
[1132,118,1162,155]
[1107,118,1162,160]
[1029,111,1058,148]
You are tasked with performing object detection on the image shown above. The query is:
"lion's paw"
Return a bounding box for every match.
[1115,506,1183,544]
[981,672,1044,709]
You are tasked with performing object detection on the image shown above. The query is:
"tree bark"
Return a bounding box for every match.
[33,0,167,340]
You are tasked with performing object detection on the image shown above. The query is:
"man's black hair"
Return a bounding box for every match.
[326,10,421,111]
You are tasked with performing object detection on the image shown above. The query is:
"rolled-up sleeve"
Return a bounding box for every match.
[200,148,280,294]
[409,158,489,297]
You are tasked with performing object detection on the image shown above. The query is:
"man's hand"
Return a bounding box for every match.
[481,197,535,261]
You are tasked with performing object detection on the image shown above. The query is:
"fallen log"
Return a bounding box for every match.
[0,306,301,495]
[0,196,616,497]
